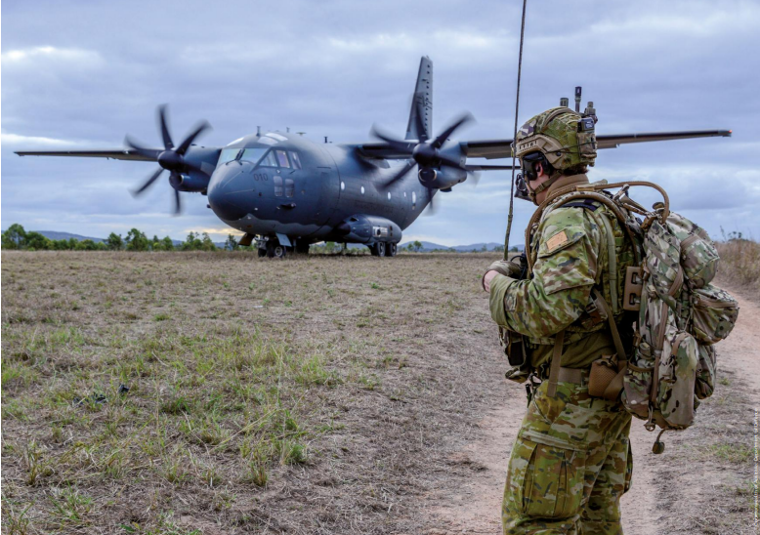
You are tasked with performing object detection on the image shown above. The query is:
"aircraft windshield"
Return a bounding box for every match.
[240,147,268,165]
[217,148,241,168]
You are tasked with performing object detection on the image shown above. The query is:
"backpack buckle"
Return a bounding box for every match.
[585,297,605,325]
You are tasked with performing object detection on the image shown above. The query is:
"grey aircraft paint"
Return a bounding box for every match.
[15,56,731,258]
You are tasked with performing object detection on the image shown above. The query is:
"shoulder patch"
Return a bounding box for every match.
[546,230,568,252]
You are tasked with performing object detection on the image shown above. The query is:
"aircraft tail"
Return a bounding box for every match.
[405,56,433,141]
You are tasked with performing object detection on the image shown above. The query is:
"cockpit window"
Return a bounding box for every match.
[259,150,278,167]
[240,147,267,165]
[290,151,302,170]
[275,150,290,168]
[217,148,241,167]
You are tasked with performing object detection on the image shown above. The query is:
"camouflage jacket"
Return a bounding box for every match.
[489,174,634,369]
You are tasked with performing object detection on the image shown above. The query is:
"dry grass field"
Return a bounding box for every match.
[1,251,506,534]
[2,250,757,534]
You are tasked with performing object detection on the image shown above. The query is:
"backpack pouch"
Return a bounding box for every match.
[691,284,740,343]
[695,344,717,400]
[644,219,683,305]
[658,330,698,429]
[676,217,719,290]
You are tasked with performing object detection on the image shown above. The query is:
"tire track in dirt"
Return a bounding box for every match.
[428,288,760,535]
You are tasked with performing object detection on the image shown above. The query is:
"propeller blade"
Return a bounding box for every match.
[380,159,416,190]
[370,125,416,154]
[468,171,482,187]
[173,186,181,215]
[431,112,474,149]
[158,104,174,150]
[124,136,161,159]
[176,120,211,155]
[424,187,438,216]
[131,167,164,196]
[414,95,428,143]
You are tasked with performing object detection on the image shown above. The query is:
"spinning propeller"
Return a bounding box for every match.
[126,105,211,214]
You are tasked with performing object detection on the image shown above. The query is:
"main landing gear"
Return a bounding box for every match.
[369,242,397,257]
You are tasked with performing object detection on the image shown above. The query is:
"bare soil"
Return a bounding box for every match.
[426,278,760,535]
[1,252,757,534]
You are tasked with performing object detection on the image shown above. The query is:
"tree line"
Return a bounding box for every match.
[1,224,240,252]
[2,224,519,254]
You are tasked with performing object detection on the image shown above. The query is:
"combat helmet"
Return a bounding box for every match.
[514,106,597,203]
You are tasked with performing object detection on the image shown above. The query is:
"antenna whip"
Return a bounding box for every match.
[503,0,528,260]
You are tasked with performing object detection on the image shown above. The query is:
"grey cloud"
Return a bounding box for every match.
[2,0,758,243]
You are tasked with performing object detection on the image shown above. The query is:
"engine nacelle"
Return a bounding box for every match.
[417,166,467,190]
[173,171,211,193]
[334,214,402,244]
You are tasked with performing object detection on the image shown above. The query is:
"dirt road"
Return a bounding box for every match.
[428,287,760,534]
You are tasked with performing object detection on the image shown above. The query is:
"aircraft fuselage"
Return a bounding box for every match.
[206,132,432,247]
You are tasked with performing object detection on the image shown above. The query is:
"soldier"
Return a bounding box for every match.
[483,107,636,534]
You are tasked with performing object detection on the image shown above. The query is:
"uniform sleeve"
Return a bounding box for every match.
[489,207,600,338]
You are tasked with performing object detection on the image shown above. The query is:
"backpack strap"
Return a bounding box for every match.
[592,289,628,400]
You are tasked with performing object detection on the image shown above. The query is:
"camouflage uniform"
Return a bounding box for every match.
[489,171,634,534]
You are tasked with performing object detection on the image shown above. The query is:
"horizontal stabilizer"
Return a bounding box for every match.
[459,129,732,160]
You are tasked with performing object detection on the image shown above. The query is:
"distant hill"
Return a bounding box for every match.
[34,231,105,243]
[399,241,524,252]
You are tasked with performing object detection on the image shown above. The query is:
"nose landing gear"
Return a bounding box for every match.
[256,237,288,259]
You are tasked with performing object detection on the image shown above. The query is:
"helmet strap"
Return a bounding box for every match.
[525,169,562,205]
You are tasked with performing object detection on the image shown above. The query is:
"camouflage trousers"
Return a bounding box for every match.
[502,379,633,535]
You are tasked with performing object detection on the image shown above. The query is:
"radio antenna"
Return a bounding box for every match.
[503,0,529,259]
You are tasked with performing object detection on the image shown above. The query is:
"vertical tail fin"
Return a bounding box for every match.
[405,56,433,141]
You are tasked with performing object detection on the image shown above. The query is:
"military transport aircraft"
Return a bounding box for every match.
[16,56,731,258]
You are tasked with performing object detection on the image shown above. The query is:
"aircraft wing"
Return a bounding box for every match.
[355,143,415,160]
[14,149,160,161]
[460,129,732,160]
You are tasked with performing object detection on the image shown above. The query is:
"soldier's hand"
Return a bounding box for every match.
[483,270,500,292]
[482,258,524,291]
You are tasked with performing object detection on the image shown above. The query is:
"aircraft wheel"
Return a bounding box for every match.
[374,242,386,257]
[266,241,287,259]
[295,242,310,255]
[257,248,267,258]
[387,243,397,257]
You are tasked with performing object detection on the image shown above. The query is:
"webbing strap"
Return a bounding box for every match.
[545,329,566,398]
[592,290,628,401]
[592,289,628,365]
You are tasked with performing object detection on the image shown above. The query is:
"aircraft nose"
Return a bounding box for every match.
[207,164,251,221]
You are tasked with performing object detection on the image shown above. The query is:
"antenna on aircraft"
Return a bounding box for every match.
[324,136,329,144]
[256,126,261,137]
[286,127,290,133]
[575,86,582,112]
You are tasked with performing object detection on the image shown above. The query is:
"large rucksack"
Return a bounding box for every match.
[533,180,739,452]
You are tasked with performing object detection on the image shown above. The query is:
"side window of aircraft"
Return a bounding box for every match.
[259,150,278,167]
[289,151,302,170]
[274,176,284,197]
[275,150,290,168]
[217,148,241,168]
[240,147,267,165]
[285,178,295,198]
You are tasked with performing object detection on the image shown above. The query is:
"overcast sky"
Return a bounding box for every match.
[2,0,758,246]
